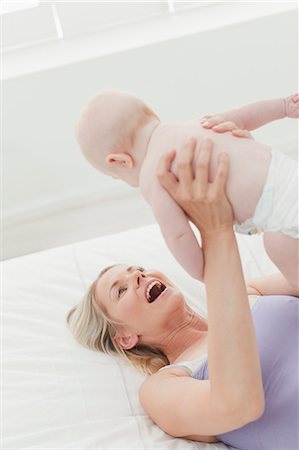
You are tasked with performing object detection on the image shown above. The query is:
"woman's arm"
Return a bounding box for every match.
[203,229,264,411]
[163,138,264,411]
[154,137,265,430]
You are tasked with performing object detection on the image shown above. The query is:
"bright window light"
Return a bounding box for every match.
[51,3,64,39]
[168,0,175,14]
[1,1,39,15]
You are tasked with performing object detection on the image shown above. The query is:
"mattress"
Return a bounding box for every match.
[3,224,278,449]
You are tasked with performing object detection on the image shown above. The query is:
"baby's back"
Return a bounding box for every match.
[141,119,271,224]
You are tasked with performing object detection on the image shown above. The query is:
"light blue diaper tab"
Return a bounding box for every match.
[235,150,298,238]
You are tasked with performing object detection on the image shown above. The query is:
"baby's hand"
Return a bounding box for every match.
[201,116,253,139]
[285,93,299,118]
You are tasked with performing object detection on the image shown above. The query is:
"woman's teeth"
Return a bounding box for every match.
[146,281,159,302]
[146,281,166,303]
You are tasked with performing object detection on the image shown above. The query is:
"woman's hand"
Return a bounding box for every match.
[156,137,234,238]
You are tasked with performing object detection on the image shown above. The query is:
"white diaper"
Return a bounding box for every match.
[235,149,298,238]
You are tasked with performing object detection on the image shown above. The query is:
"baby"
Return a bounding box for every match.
[76,90,299,291]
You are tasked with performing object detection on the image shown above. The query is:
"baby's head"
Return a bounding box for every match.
[76,90,160,186]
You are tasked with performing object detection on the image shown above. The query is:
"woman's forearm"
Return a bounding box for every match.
[203,229,264,414]
[156,137,265,415]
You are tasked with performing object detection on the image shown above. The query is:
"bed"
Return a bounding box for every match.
[3,223,278,449]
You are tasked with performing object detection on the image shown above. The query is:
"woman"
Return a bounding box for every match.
[67,138,298,450]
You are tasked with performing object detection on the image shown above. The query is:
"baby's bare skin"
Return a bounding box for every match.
[77,92,298,288]
[138,120,273,281]
[141,119,271,225]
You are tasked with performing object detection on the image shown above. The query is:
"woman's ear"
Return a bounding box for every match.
[105,153,134,169]
[114,333,139,350]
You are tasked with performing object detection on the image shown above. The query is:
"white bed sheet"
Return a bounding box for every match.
[3,224,278,450]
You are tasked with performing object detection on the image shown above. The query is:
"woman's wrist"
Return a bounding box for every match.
[201,227,236,269]
[200,224,234,242]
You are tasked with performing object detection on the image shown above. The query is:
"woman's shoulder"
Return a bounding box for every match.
[248,294,260,309]
[158,353,208,378]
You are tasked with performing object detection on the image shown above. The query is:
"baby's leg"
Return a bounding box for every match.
[263,232,299,294]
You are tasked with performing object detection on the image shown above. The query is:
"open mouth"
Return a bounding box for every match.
[146,281,166,303]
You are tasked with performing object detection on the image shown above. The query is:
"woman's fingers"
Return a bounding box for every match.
[156,150,178,193]
[213,152,229,194]
[157,135,234,234]
[176,138,196,189]
[195,138,213,192]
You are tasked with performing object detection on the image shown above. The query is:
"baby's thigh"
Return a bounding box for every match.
[263,232,299,292]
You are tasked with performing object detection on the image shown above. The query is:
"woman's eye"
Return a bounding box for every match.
[118,287,127,298]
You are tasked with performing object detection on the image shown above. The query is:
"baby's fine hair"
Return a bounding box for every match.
[76,90,159,173]
[66,264,168,375]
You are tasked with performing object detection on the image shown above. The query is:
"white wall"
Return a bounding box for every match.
[3,7,298,259]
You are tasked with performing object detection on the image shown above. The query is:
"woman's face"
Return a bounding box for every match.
[95,264,186,349]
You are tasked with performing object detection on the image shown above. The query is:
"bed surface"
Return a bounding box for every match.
[3,224,278,449]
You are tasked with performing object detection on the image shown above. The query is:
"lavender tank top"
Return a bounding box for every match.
[194,296,298,450]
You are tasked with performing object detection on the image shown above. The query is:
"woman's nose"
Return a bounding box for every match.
[134,270,146,287]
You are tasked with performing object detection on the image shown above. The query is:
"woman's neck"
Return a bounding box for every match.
[158,309,208,364]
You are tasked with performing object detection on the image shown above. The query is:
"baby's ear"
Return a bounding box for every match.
[106,153,134,169]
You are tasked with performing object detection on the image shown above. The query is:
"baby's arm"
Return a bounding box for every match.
[147,182,204,281]
[202,93,299,132]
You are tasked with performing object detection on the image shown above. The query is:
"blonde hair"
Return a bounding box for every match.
[66,265,169,375]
